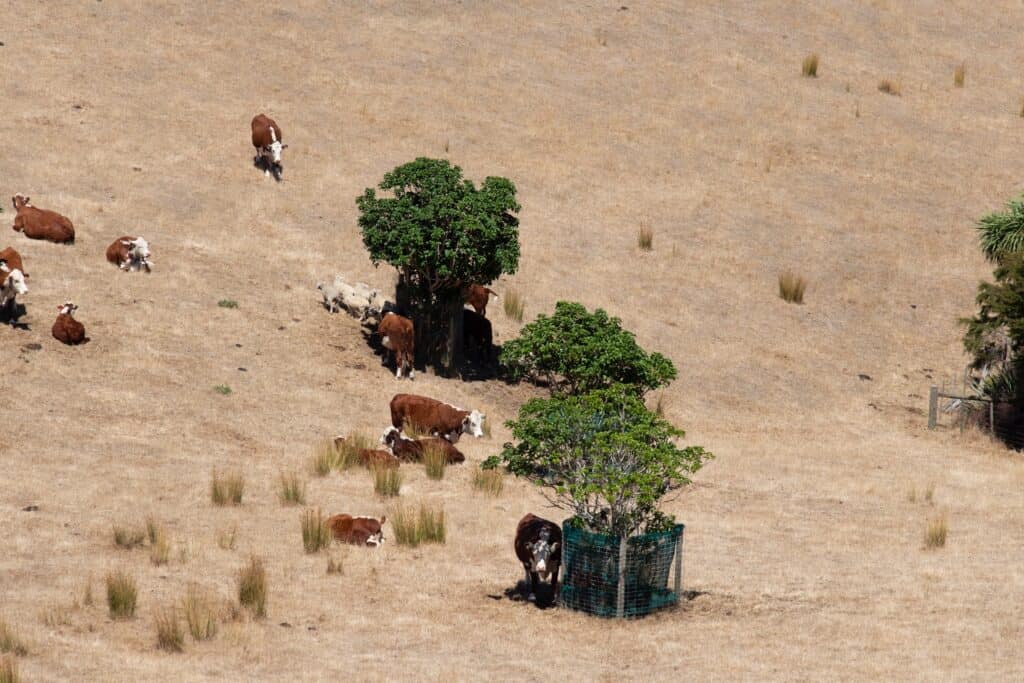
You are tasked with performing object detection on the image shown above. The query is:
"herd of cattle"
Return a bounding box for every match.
[2,113,563,602]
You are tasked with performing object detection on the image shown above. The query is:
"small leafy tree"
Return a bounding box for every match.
[961,254,1024,400]
[977,195,1024,263]
[499,301,676,396]
[357,158,520,374]
[483,385,711,538]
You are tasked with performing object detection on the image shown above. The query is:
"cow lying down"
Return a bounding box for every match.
[326,514,386,547]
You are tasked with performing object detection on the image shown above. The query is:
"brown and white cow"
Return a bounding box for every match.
[358,448,400,469]
[0,266,29,323]
[0,247,27,279]
[105,236,152,272]
[11,195,75,243]
[389,393,485,443]
[52,301,87,345]
[464,284,498,317]
[379,426,466,464]
[515,513,562,603]
[378,311,415,380]
[463,309,493,360]
[251,114,288,179]
[325,514,386,547]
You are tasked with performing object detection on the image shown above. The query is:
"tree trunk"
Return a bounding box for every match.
[397,276,463,377]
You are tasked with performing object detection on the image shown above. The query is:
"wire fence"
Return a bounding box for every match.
[559,522,684,618]
[928,385,1024,449]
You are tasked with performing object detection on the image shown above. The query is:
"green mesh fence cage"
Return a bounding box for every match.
[559,522,684,618]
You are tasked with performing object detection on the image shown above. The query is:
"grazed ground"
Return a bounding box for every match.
[2,1,1024,680]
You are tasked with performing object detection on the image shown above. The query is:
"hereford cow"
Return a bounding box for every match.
[105,236,152,272]
[251,113,288,179]
[463,309,493,360]
[358,448,400,469]
[11,194,75,243]
[325,514,386,547]
[389,393,485,443]
[52,302,87,345]
[0,267,29,323]
[464,284,498,316]
[0,247,27,279]
[378,312,415,379]
[515,513,562,603]
[379,426,466,464]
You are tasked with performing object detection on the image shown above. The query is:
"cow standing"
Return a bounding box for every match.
[105,236,152,272]
[464,284,498,316]
[326,514,386,547]
[0,267,28,324]
[389,393,485,443]
[11,195,75,243]
[251,114,288,180]
[378,312,415,379]
[514,513,562,604]
[52,302,87,345]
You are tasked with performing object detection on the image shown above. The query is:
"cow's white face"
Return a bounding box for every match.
[463,410,486,438]
[130,237,151,261]
[267,140,283,164]
[380,426,400,445]
[58,301,77,316]
[4,269,28,296]
[527,539,559,580]
[365,531,385,547]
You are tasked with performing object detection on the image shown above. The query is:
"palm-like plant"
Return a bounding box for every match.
[978,196,1024,262]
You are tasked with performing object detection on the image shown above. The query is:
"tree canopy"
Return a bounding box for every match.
[977,195,1024,264]
[961,254,1024,400]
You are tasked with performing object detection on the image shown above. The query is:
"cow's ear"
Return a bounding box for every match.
[379,515,387,525]
[281,144,289,149]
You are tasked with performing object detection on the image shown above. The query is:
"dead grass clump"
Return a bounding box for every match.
[334,433,370,471]
[953,62,965,88]
[182,586,218,641]
[503,289,525,322]
[217,525,238,551]
[0,620,27,657]
[423,444,447,480]
[211,470,245,506]
[311,439,340,476]
[277,470,306,506]
[154,606,185,653]
[419,505,446,544]
[472,467,504,496]
[326,556,344,575]
[390,503,446,547]
[801,53,819,78]
[878,79,901,96]
[106,571,138,619]
[82,576,94,607]
[924,515,948,549]
[40,605,72,628]
[924,482,935,504]
[0,655,18,683]
[906,487,917,503]
[637,223,654,251]
[150,529,171,566]
[373,466,403,497]
[778,272,807,304]
[112,523,146,550]
[237,557,267,619]
[301,508,331,554]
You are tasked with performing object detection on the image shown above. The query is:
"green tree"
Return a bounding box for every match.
[357,158,520,375]
[961,254,1024,400]
[499,301,676,396]
[977,195,1024,263]
[483,385,711,538]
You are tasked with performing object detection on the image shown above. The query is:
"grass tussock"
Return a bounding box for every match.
[277,470,306,506]
[217,299,238,309]
[924,515,948,549]
[390,503,447,547]
[0,620,28,657]
[334,433,370,471]
[301,508,331,554]
[150,530,171,566]
[778,271,807,304]
[154,605,185,653]
[311,439,340,476]
[213,384,232,396]
[637,226,653,251]
[217,525,238,551]
[373,466,403,497]
[801,53,819,78]
[237,557,267,619]
[326,556,344,575]
[182,586,218,641]
[106,571,138,619]
[82,576,94,607]
[0,655,18,683]
[503,289,525,323]
[40,605,72,628]
[953,62,965,88]
[112,523,146,550]
[907,487,917,504]
[211,470,245,506]
[472,466,504,496]
[423,444,447,480]
[924,482,935,504]
[878,79,901,96]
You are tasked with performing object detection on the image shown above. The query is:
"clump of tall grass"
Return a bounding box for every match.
[277,471,306,506]
[301,508,331,554]
[334,433,369,471]
[106,571,138,619]
[878,79,901,96]
[112,523,146,550]
[503,289,525,322]
[373,466,402,497]
[925,515,948,549]
[150,530,171,566]
[472,467,504,496]
[211,470,245,506]
[423,444,447,480]
[953,62,965,88]
[0,655,19,683]
[311,439,340,476]
[390,503,446,547]
[182,586,218,641]
[801,53,819,78]
[326,556,344,575]
[40,604,72,628]
[237,557,267,619]
[217,525,238,551]
[778,272,807,304]
[154,605,184,653]
[637,223,653,251]
[0,620,28,657]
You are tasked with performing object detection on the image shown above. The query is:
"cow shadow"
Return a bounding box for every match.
[0,303,30,330]
[252,156,283,182]
[458,342,502,382]
[494,580,559,610]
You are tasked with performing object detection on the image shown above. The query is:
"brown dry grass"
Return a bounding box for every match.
[802,53,819,78]
[0,656,18,683]
[4,1,1024,679]
[878,79,902,95]
[154,605,185,653]
[237,557,267,619]
[105,572,137,620]
[181,586,218,642]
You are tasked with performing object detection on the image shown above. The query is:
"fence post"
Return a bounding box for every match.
[674,528,683,598]
[616,535,627,618]
[928,386,938,429]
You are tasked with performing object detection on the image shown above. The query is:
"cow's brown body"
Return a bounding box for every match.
[382,427,466,464]
[359,448,400,469]
[52,306,86,345]
[390,393,471,442]
[378,312,415,379]
[464,284,497,316]
[11,195,75,244]
[515,513,563,603]
[326,514,386,547]
[0,247,27,278]
[105,235,151,272]
[251,114,282,149]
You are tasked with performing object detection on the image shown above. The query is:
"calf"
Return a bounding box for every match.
[358,448,400,469]
[0,268,29,323]
[463,309,493,360]
[464,284,498,316]
[0,247,27,279]
[251,114,288,179]
[379,426,466,464]
[105,236,152,272]
[11,194,75,243]
[325,514,386,547]
[389,393,485,443]
[514,513,562,603]
[52,301,87,345]
[378,312,415,379]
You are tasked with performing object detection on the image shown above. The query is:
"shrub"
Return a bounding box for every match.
[802,53,819,77]
[961,255,1024,400]
[301,508,331,554]
[778,272,807,304]
[0,620,27,656]
[878,79,900,96]
[485,385,711,537]
[637,223,653,251]
[237,557,267,618]
[182,586,218,641]
[472,466,504,496]
[277,471,306,506]
[154,606,184,653]
[211,470,244,506]
[217,525,238,551]
[954,62,965,88]
[0,655,18,683]
[373,466,402,497]
[925,515,948,549]
[423,444,447,480]
[390,503,447,547]
[500,301,676,396]
[106,571,138,619]
[113,523,146,550]
[213,384,232,396]
[503,289,525,322]
[217,299,238,309]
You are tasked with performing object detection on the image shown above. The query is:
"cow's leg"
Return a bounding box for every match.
[120,258,131,271]
[528,571,540,602]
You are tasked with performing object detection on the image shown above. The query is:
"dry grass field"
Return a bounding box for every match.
[3,1,1024,679]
